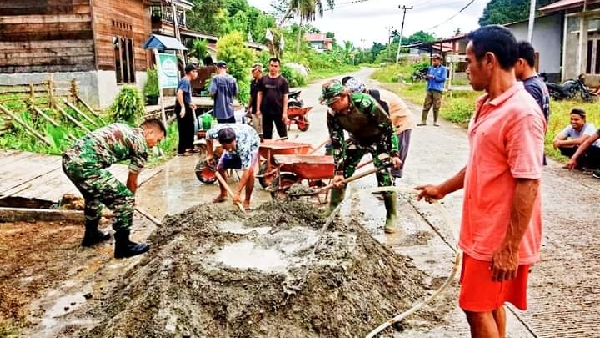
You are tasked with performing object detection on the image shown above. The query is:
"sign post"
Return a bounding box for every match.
[153,50,179,127]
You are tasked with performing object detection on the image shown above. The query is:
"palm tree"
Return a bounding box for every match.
[277,0,335,27]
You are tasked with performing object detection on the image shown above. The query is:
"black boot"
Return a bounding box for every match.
[114,230,150,259]
[81,219,111,247]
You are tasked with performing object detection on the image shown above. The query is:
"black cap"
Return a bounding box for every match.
[185,63,197,73]
[216,61,227,68]
[217,127,236,144]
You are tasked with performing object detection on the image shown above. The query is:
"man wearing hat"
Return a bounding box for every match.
[247,63,264,135]
[343,77,415,179]
[205,123,260,210]
[419,53,447,127]
[209,61,238,124]
[321,79,403,234]
[175,63,198,156]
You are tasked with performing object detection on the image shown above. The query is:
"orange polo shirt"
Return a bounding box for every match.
[459,82,545,266]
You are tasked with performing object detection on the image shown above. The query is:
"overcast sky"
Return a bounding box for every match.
[247,0,490,48]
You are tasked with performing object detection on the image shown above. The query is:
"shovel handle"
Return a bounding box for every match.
[215,171,246,213]
[318,167,378,193]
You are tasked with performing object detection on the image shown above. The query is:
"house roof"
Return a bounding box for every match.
[304,33,332,42]
[503,13,554,26]
[404,42,454,52]
[143,34,187,50]
[540,0,600,13]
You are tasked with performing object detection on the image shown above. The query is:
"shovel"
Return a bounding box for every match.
[214,171,246,213]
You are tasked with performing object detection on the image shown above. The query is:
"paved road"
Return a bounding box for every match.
[138,68,600,337]
[294,68,600,337]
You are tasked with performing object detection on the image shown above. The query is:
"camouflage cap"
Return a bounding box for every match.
[320,80,345,105]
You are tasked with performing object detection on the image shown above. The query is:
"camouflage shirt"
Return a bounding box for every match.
[63,123,149,174]
[327,92,396,171]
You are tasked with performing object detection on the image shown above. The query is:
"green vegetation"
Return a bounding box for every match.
[143,67,159,98]
[216,31,255,103]
[479,0,560,26]
[109,86,145,125]
[372,63,600,162]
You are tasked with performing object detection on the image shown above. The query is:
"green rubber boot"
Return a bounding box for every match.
[383,191,398,234]
[328,188,346,214]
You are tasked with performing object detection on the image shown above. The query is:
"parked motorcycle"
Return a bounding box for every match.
[543,73,596,102]
[288,90,303,108]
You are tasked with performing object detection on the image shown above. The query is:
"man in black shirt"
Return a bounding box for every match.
[515,41,550,165]
[256,57,290,139]
[247,63,263,136]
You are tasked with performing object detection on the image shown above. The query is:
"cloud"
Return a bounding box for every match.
[247,0,490,47]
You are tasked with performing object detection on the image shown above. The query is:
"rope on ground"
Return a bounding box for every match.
[358,186,463,338]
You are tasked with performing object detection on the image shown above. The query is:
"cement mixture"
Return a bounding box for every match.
[61,200,448,338]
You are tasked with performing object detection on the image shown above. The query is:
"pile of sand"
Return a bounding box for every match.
[72,201,444,337]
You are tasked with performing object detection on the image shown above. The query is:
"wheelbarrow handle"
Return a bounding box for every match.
[309,138,330,155]
[214,171,246,213]
[318,167,378,193]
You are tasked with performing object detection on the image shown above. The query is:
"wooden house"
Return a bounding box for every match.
[0,0,186,109]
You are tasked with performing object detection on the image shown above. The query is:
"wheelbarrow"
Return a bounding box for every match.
[286,106,312,131]
[256,140,315,189]
[268,154,336,204]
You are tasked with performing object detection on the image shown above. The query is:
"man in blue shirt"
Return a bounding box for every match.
[209,61,238,124]
[419,54,447,127]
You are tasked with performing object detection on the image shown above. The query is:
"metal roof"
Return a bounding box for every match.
[143,34,187,50]
[540,0,600,13]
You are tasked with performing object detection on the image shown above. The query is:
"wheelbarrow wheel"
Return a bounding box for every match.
[269,172,299,200]
[257,161,274,189]
[298,122,309,131]
[195,158,217,184]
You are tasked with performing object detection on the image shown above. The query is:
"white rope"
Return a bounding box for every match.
[356,186,463,338]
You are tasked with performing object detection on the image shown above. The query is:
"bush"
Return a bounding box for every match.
[109,86,145,126]
[281,64,307,87]
[217,31,254,104]
[144,67,159,97]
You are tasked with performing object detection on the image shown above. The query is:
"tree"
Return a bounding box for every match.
[478,0,560,26]
[277,0,335,26]
[404,31,436,45]
[187,0,224,34]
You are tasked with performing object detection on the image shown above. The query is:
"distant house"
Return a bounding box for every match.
[539,0,600,83]
[504,13,563,83]
[304,33,333,52]
[0,0,267,109]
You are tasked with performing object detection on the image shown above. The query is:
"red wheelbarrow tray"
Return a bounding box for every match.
[259,140,314,159]
[272,154,335,180]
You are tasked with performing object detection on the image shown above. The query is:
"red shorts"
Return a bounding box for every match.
[459,254,529,312]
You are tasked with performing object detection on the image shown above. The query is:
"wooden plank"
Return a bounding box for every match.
[0,40,92,49]
[63,98,99,127]
[0,30,93,42]
[0,64,94,74]
[0,55,95,67]
[0,14,91,24]
[28,102,64,130]
[0,104,52,146]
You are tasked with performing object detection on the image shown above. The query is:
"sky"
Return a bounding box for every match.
[247,0,491,48]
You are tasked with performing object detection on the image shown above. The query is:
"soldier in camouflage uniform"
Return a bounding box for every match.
[321,80,403,233]
[62,119,166,258]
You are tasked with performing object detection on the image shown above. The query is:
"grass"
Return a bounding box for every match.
[371,64,600,163]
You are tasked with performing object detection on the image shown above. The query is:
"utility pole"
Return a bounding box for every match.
[526,0,537,42]
[386,26,394,62]
[395,5,412,63]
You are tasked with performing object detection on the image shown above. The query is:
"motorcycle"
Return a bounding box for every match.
[288,90,303,108]
[543,73,596,102]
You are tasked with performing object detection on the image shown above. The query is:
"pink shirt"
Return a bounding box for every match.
[459,82,545,265]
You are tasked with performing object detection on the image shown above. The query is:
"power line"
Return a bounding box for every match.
[422,0,477,30]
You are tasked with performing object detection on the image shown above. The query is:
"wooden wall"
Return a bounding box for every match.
[0,0,95,73]
[92,0,151,73]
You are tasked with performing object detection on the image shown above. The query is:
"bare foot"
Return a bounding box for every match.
[243,200,251,211]
[212,194,228,203]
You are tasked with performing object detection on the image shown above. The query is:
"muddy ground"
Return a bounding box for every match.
[43,200,450,338]
[0,220,111,336]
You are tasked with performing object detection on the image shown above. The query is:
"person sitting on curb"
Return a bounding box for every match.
[321,79,402,234]
[205,124,260,210]
[553,108,598,169]
[342,77,415,179]
[62,119,166,258]
[566,127,600,177]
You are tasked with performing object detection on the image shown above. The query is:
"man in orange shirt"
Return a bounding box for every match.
[416,25,545,338]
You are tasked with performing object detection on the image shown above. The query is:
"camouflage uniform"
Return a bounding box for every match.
[62,124,149,231]
[322,80,399,233]
[325,92,398,187]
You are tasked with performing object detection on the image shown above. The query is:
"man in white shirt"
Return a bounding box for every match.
[553,108,598,169]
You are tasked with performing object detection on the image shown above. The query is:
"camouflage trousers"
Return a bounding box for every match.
[62,155,134,231]
[341,141,394,187]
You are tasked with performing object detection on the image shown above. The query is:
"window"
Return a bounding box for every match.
[113,36,135,84]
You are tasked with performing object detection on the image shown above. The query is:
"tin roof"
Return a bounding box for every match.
[540,0,600,13]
